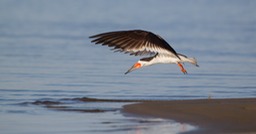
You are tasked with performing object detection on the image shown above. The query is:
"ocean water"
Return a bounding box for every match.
[0,0,256,134]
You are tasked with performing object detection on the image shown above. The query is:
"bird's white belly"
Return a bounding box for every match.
[151,55,180,65]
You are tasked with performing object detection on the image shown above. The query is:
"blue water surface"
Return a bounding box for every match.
[0,0,256,134]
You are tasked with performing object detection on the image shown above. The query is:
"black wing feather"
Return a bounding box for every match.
[89,30,179,58]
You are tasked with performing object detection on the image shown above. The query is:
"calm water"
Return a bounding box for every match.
[1,0,256,134]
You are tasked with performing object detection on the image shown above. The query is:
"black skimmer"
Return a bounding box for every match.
[89,30,199,74]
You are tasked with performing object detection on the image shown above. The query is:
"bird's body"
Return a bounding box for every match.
[89,30,198,74]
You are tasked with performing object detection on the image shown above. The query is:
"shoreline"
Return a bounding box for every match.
[122,98,256,134]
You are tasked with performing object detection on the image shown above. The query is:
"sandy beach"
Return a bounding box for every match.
[123,98,256,134]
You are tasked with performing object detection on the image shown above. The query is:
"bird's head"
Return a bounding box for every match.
[125,60,147,74]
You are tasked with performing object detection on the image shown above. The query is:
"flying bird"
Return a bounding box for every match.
[89,30,199,74]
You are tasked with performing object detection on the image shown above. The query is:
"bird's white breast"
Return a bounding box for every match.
[149,55,180,65]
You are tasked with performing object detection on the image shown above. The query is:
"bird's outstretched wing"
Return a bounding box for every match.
[89,30,179,58]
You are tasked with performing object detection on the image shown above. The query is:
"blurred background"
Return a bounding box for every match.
[0,0,255,134]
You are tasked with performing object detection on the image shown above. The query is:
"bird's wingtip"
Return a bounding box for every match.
[88,35,94,39]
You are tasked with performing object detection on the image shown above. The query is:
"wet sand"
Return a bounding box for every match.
[123,98,256,134]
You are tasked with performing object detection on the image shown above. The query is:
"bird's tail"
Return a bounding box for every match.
[177,53,199,67]
[188,57,199,67]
